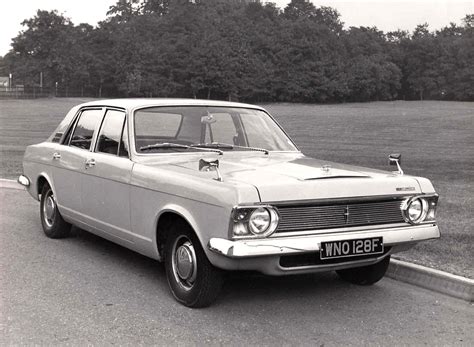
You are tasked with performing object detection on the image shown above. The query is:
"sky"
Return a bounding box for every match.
[0,0,472,56]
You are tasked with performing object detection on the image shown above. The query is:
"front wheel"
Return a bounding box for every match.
[40,183,71,238]
[164,222,223,308]
[336,255,391,285]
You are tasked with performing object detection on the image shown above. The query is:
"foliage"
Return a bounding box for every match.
[2,1,473,101]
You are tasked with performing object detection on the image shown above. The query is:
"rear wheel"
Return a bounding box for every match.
[40,183,71,238]
[164,221,223,308]
[336,255,391,285]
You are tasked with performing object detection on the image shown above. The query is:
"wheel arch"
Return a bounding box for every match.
[155,206,201,261]
[36,173,55,201]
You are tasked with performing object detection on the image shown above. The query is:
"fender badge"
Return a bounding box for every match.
[396,187,416,191]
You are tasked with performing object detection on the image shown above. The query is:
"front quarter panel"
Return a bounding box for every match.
[414,176,436,193]
[129,162,260,260]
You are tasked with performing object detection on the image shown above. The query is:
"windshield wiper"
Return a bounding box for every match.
[192,142,269,155]
[140,142,223,155]
[190,142,233,149]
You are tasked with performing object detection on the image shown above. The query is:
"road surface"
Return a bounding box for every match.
[1,187,472,345]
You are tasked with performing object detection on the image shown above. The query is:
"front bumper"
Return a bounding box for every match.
[208,224,439,258]
[207,224,439,275]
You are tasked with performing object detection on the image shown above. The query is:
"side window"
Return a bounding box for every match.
[70,109,103,150]
[96,109,126,156]
[119,121,129,158]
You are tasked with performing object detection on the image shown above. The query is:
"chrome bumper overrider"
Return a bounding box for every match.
[208,224,439,258]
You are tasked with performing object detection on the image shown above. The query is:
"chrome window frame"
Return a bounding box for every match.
[94,108,128,158]
[63,107,105,151]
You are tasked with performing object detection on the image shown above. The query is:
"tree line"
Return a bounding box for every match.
[0,0,472,102]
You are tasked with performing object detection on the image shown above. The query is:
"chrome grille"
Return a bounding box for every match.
[275,199,405,233]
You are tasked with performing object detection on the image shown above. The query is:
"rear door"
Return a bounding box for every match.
[80,108,134,242]
[52,108,104,217]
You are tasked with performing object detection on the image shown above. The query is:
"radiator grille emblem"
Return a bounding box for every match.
[344,206,350,224]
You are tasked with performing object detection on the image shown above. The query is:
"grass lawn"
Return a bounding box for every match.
[0,98,472,278]
[0,98,95,178]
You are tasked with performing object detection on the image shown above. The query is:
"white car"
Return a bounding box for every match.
[18,99,440,307]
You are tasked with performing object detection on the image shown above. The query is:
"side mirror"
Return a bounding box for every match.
[199,159,223,181]
[389,153,401,166]
[388,153,403,175]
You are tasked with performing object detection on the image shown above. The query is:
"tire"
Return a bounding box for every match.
[40,183,71,239]
[336,255,391,285]
[164,221,223,308]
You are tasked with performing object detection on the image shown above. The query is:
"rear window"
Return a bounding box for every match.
[69,109,103,150]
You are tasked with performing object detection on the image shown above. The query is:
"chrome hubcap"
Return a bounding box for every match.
[172,238,197,290]
[43,192,56,227]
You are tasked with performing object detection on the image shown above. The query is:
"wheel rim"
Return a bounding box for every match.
[171,236,197,291]
[42,190,56,228]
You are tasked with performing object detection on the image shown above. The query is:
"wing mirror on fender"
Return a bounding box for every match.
[389,153,403,175]
[199,159,223,182]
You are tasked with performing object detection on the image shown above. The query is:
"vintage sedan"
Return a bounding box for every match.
[19,99,440,307]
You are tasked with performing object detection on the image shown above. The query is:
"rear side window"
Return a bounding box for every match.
[70,109,103,150]
[96,109,126,155]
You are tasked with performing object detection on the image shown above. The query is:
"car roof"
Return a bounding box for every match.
[78,98,266,111]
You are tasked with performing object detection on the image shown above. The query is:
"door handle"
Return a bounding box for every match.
[85,158,96,168]
[52,152,61,160]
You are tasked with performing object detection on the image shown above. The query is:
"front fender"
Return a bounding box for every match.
[154,204,201,259]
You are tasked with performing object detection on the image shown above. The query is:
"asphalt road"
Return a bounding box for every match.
[1,187,473,346]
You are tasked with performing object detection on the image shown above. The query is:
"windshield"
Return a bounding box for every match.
[134,106,298,154]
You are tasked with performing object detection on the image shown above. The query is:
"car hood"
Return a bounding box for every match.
[138,153,426,202]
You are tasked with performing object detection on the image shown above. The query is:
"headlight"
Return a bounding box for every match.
[407,198,426,222]
[249,208,271,234]
[231,206,279,238]
[403,195,438,224]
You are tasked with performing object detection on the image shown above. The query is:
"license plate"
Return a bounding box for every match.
[320,237,384,260]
